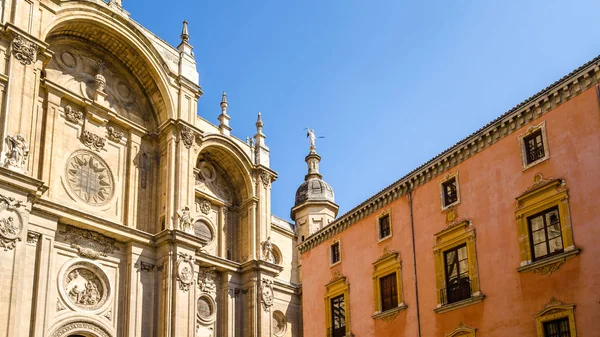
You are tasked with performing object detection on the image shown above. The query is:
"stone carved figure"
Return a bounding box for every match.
[261,236,273,262]
[177,206,194,233]
[65,268,104,309]
[3,134,29,172]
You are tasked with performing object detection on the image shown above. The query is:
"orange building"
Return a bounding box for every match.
[294,56,600,337]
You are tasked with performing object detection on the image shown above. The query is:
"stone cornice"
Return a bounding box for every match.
[298,54,600,254]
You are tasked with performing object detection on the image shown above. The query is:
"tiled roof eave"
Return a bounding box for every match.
[298,55,600,254]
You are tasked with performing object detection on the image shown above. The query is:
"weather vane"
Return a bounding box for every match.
[304,128,324,153]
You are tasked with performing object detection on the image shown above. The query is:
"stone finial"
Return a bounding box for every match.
[181,20,190,43]
[177,20,194,56]
[255,112,264,132]
[218,91,232,136]
[253,112,270,167]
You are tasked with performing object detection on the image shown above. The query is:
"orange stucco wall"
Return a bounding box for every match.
[300,86,600,336]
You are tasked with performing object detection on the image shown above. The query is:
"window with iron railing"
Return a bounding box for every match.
[543,317,571,337]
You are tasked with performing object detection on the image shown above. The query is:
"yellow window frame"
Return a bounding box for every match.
[372,248,406,321]
[515,174,579,274]
[535,298,577,337]
[433,220,484,313]
[324,272,351,336]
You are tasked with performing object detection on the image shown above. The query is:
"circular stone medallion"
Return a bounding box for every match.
[62,262,110,311]
[65,151,115,206]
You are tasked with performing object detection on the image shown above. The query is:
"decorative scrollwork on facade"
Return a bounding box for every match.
[2,134,29,173]
[0,194,24,251]
[107,126,124,143]
[260,278,274,312]
[65,105,84,123]
[531,260,565,276]
[12,34,38,65]
[27,231,40,244]
[260,171,272,188]
[180,125,195,149]
[61,225,118,259]
[65,151,115,206]
[81,130,106,151]
[177,253,195,291]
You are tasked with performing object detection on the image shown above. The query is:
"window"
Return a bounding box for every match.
[433,220,484,313]
[372,247,406,320]
[518,121,550,170]
[377,212,392,241]
[528,207,563,261]
[379,273,398,311]
[324,272,350,337]
[439,172,460,210]
[544,318,571,337]
[330,294,346,337]
[524,130,545,164]
[515,174,579,274]
[535,297,577,337]
[330,240,341,265]
[443,244,470,304]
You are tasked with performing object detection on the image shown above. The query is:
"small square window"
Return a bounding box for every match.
[442,178,458,207]
[518,121,550,170]
[524,130,545,164]
[378,214,391,240]
[331,241,341,265]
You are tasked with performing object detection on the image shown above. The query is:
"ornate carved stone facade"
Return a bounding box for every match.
[0,1,301,337]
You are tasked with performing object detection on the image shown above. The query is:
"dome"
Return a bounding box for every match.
[294,178,335,207]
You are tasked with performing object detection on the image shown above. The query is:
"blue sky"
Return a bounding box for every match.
[125,0,600,220]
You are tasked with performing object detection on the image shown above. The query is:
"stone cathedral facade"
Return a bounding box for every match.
[0,1,301,336]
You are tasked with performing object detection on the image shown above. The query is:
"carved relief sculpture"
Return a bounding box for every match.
[177,253,195,291]
[81,130,106,151]
[12,34,38,65]
[0,194,24,250]
[180,125,195,149]
[65,151,114,206]
[2,134,29,173]
[176,206,194,233]
[61,225,118,259]
[107,126,124,142]
[198,198,211,215]
[65,105,84,123]
[198,267,218,293]
[260,278,274,311]
[260,170,271,188]
[61,262,110,312]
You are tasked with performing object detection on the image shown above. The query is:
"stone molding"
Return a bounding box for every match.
[49,319,111,337]
[298,55,600,254]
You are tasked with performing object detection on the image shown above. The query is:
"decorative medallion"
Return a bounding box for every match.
[107,126,124,143]
[81,131,106,151]
[0,194,24,251]
[61,225,118,259]
[176,253,195,291]
[2,134,29,173]
[62,262,110,311]
[180,125,195,149]
[12,34,37,65]
[260,278,274,312]
[65,151,115,206]
[64,105,83,124]
[198,267,218,293]
[198,199,211,215]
